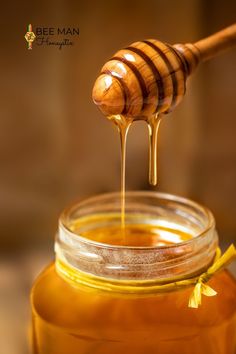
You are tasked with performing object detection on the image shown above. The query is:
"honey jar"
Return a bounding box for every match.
[31,191,236,354]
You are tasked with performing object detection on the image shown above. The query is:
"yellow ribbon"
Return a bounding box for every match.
[188,244,236,308]
[56,244,236,309]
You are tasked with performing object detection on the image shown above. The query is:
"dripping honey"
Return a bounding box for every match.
[111,113,161,231]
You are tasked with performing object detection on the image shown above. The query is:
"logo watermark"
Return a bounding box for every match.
[25,24,36,50]
[24,24,79,50]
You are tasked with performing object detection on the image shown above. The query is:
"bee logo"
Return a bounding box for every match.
[25,24,36,50]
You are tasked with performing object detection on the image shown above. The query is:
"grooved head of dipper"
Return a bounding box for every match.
[92,40,200,119]
[92,74,125,116]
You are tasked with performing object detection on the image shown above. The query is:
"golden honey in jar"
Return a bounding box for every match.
[30,191,236,354]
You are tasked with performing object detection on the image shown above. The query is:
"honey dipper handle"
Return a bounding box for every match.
[194,23,236,61]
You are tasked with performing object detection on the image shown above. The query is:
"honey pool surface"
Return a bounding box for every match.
[72,215,193,247]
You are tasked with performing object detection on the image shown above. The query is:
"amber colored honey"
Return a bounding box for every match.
[31,223,236,354]
[71,216,193,247]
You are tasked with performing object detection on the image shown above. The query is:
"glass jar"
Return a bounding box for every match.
[31,191,236,354]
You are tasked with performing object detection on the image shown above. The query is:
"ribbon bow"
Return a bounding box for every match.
[188,244,236,308]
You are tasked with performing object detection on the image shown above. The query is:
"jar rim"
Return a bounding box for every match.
[56,191,218,281]
[59,190,215,251]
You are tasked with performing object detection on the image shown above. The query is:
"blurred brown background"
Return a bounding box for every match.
[0,0,236,353]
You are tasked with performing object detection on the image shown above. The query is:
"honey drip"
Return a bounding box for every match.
[110,114,161,229]
[109,115,132,231]
[147,115,161,186]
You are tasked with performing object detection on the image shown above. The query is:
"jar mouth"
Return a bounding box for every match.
[59,191,215,250]
[56,191,217,281]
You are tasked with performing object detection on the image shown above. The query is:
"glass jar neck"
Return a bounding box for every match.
[55,192,218,283]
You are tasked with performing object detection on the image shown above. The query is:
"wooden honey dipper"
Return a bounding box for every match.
[92,24,236,118]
